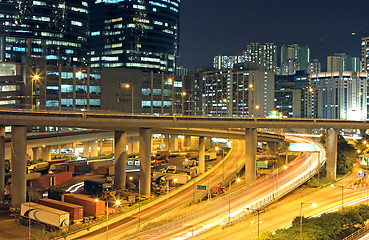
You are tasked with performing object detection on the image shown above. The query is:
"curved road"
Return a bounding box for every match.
[79,140,246,240]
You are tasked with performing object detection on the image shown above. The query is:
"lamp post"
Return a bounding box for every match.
[95,199,121,240]
[28,195,31,240]
[167,178,177,222]
[331,185,344,209]
[124,84,134,114]
[228,178,241,224]
[300,202,317,240]
[181,91,186,116]
[31,74,39,110]
[246,208,264,237]
[168,78,174,115]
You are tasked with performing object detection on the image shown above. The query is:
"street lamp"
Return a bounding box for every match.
[228,178,241,224]
[246,208,264,237]
[300,202,317,240]
[181,91,187,115]
[124,84,134,114]
[95,198,121,240]
[167,178,177,222]
[331,184,344,209]
[31,74,40,110]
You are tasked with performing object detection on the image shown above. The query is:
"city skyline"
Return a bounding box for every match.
[177,0,369,70]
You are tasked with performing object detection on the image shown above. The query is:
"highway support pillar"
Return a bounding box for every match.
[245,128,257,184]
[0,126,5,204]
[326,129,338,180]
[267,142,277,155]
[199,137,205,174]
[128,136,139,154]
[139,128,152,196]
[90,141,98,157]
[184,135,191,149]
[164,135,169,150]
[114,131,127,190]
[170,135,179,151]
[32,147,41,161]
[11,126,27,208]
[42,146,51,161]
[82,141,90,158]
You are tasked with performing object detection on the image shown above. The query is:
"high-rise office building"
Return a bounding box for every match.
[201,63,275,117]
[213,43,277,72]
[89,0,180,73]
[244,43,277,72]
[307,59,321,74]
[280,44,310,72]
[327,53,360,72]
[0,0,89,66]
[362,37,369,72]
[310,71,367,120]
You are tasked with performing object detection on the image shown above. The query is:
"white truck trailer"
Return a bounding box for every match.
[20,202,69,230]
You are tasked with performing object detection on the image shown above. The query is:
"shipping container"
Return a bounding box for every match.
[21,202,69,229]
[48,189,67,201]
[39,199,83,221]
[98,166,109,175]
[62,193,105,216]
[88,159,114,170]
[74,164,91,175]
[28,175,50,189]
[50,172,73,186]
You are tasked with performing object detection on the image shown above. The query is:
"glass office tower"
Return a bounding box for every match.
[0,0,89,66]
[90,0,180,73]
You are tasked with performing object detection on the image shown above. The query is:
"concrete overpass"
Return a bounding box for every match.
[0,109,342,208]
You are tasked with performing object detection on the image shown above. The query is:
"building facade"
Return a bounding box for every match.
[280,44,310,72]
[100,68,184,115]
[89,0,180,73]
[310,71,367,120]
[0,0,89,66]
[201,63,274,117]
[327,53,360,72]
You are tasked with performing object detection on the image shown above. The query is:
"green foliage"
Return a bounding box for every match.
[257,205,369,240]
[31,229,48,240]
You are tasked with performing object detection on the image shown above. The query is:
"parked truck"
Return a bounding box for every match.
[84,180,113,196]
[19,202,69,231]
[205,151,217,161]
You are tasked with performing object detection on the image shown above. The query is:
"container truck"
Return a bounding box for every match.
[62,193,105,216]
[39,199,83,221]
[20,202,69,231]
[205,151,217,161]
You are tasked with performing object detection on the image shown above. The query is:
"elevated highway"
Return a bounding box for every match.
[0,109,367,130]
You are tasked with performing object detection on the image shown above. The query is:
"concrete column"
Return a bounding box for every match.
[58,145,62,154]
[90,141,98,157]
[139,128,152,196]
[245,128,257,184]
[42,146,51,161]
[72,142,76,154]
[184,136,191,149]
[0,126,5,203]
[164,135,169,150]
[128,136,139,154]
[99,140,103,154]
[326,129,338,180]
[169,135,179,151]
[32,147,42,161]
[267,142,277,155]
[160,135,164,150]
[114,131,127,190]
[11,126,27,208]
[198,137,205,174]
[83,141,90,158]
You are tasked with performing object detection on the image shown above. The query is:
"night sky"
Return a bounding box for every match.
[177,0,369,71]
